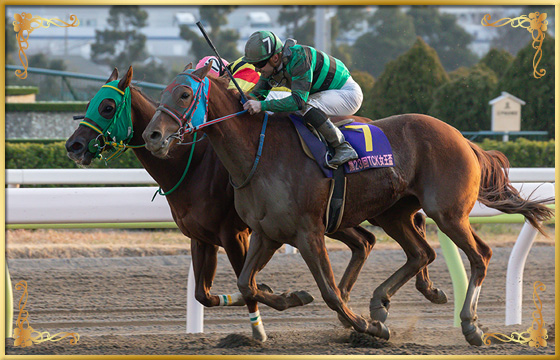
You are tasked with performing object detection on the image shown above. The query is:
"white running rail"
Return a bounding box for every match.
[5,168,555,329]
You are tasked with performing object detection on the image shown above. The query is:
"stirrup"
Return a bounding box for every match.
[325,152,338,170]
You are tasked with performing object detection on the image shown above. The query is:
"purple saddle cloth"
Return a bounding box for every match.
[290,115,394,177]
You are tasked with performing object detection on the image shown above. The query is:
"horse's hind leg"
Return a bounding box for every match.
[237,232,315,313]
[295,231,390,339]
[434,216,492,346]
[369,208,437,323]
[411,212,448,304]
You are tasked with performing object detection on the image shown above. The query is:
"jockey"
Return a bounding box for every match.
[241,30,362,168]
[196,56,291,100]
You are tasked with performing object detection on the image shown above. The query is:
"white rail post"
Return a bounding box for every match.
[186,261,204,333]
[505,221,540,325]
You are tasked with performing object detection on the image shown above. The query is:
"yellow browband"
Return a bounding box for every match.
[101,84,125,95]
[79,121,103,135]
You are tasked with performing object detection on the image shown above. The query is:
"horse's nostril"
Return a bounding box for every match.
[150,131,162,141]
[71,142,84,151]
[66,140,85,154]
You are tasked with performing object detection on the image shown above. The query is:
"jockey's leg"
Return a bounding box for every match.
[303,107,358,168]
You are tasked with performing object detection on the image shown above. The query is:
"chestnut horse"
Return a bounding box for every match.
[143,63,553,345]
[65,67,445,342]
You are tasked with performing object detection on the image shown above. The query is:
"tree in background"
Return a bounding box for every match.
[351,6,416,77]
[180,6,240,62]
[407,6,478,72]
[277,6,316,45]
[29,53,66,71]
[370,37,448,118]
[133,58,171,84]
[91,6,149,70]
[495,33,555,138]
[428,64,498,131]
[330,6,368,66]
[479,48,514,79]
[350,71,375,118]
[6,16,17,64]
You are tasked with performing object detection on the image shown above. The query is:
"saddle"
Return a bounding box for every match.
[290,114,394,234]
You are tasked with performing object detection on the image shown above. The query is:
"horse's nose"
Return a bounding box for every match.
[66,138,87,155]
[142,129,163,150]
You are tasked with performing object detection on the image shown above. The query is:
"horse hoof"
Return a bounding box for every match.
[367,320,391,340]
[257,283,274,294]
[462,321,484,346]
[369,299,390,323]
[252,327,268,343]
[290,290,314,306]
[431,289,448,304]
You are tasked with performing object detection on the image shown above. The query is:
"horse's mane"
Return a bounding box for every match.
[211,74,243,103]
[129,84,158,107]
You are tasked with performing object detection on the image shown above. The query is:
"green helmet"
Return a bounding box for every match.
[243,31,283,64]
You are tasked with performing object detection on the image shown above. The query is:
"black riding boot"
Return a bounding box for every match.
[304,107,358,168]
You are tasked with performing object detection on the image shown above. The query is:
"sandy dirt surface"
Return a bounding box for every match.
[5,232,555,356]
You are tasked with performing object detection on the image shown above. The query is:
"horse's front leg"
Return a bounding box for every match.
[220,229,272,342]
[328,226,375,328]
[296,230,390,339]
[237,231,314,312]
[190,238,249,307]
[190,238,222,307]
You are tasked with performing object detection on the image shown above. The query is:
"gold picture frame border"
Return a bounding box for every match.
[1,1,558,359]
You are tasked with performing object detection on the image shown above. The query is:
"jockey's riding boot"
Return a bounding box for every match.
[317,120,359,168]
[304,107,358,168]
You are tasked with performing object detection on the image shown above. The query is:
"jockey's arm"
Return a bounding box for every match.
[256,55,312,113]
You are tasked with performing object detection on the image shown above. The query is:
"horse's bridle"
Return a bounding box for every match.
[156,70,267,189]
[155,71,211,141]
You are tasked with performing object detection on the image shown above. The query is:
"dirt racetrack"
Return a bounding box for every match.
[6,241,555,356]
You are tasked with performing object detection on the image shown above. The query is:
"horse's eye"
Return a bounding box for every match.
[105,105,114,112]
[181,92,189,99]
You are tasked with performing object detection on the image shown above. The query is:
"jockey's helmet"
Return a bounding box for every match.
[243,31,283,66]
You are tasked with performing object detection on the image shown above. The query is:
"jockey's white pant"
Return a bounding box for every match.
[303,76,363,117]
[264,77,363,118]
[266,90,291,100]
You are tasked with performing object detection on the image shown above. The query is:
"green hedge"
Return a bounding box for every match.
[6,141,142,169]
[478,138,554,168]
[6,138,553,169]
[6,86,39,96]
[6,102,88,112]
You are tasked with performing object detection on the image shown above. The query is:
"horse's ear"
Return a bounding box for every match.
[192,62,212,79]
[107,68,118,83]
[118,66,133,90]
[183,63,193,72]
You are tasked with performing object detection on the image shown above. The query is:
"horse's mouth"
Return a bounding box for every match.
[145,137,173,159]
[150,144,170,159]
[67,151,94,166]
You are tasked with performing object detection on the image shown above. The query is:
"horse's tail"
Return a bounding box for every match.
[469,142,554,235]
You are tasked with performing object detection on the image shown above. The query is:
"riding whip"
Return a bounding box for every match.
[196,21,248,104]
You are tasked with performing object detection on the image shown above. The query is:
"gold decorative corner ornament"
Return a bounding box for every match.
[12,281,79,347]
[482,281,547,347]
[12,13,79,79]
[481,12,548,79]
